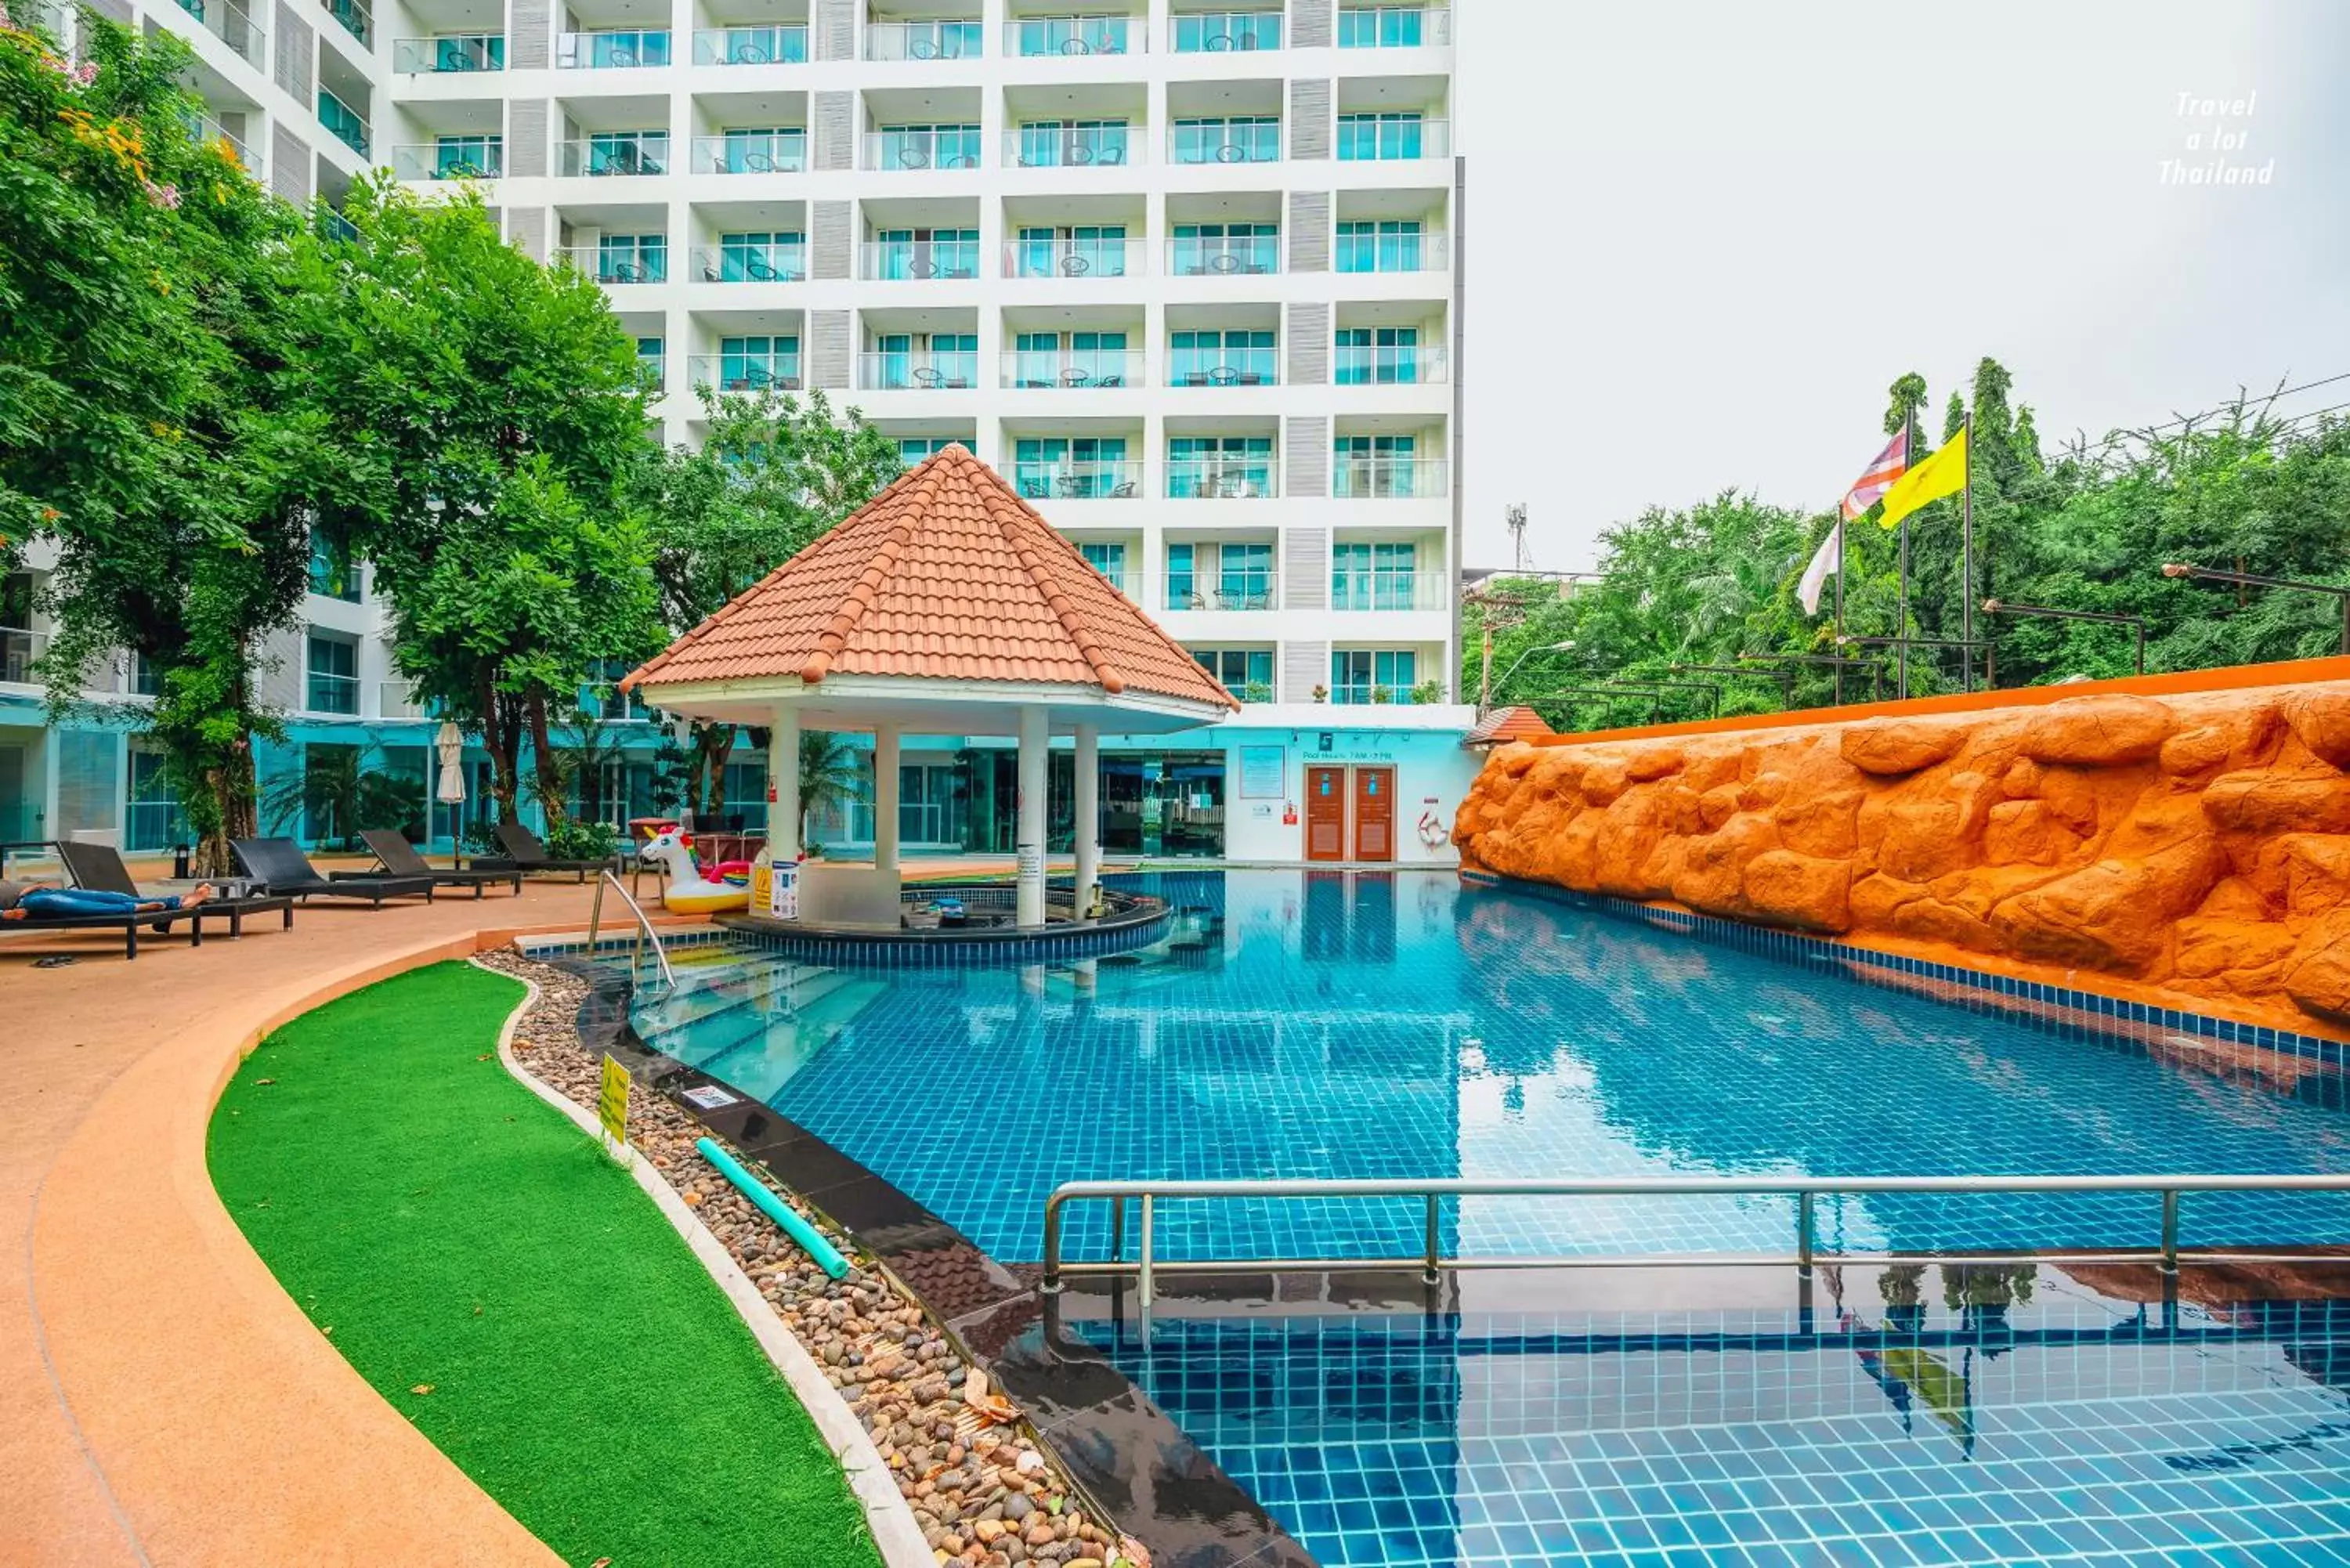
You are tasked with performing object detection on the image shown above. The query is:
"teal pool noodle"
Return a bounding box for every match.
[695,1136,851,1279]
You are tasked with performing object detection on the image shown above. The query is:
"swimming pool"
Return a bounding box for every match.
[628,869,2350,1565]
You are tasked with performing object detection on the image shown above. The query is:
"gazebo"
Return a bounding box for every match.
[622,445,1239,928]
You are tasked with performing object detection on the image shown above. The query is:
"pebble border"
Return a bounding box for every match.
[474,950,1145,1568]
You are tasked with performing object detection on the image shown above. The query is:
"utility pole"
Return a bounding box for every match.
[1506,502,1529,572]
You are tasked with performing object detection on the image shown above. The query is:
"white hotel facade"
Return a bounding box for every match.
[1,0,1477,865]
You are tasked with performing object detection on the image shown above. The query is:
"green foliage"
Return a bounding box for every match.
[259,744,421,849]
[540,815,620,862]
[797,729,864,840]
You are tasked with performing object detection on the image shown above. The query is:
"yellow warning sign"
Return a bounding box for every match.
[598,1053,631,1151]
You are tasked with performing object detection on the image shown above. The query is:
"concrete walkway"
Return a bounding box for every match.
[2,882,689,1567]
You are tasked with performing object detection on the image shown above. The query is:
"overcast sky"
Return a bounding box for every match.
[1455,0,2350,571]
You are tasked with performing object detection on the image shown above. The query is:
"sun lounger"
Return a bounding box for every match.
[55,840,295,941]
[466,822,616,883]
[230,837,436,906]
[347,829,522,898]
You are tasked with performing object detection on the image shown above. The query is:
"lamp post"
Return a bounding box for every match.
[1979,598,2147,685]
[2161,563,2350,656]
[1486,639,1575,710]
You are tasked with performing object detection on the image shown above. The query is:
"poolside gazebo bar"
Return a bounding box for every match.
[622,446,1239,927]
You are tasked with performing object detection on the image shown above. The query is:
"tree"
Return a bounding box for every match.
[797,730,864,847]
[2,14,316,872]
[633,385,902,819]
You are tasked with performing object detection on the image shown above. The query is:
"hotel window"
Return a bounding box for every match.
[1079,541,1126,588]
[1012,331,1130,387]
[1170,222,1278,275]
[1338,4,1426,47]
[1336,219,1423,273]
[1330,649,1415,703]
[1332,435,1421,498]
[1194,649,1273,693]
[1332,540,1419,606]
[897,437,957,465]
[125,741,190,852]
[877,123,982,170]
[1013,436,1129,498]
[872,333,978,388]
[1173,9,1280,52]
[1015,118,1131,168]
[1338,111,1425,161]
[584,129,666,174]
[718,335,801,389]
[595,232,666,283]
[711,23,806,62]
[1170,329,1275,386]
[1166,544,1195,608]
[1167,435,1273,498]
[711,229,804,281]
[306,632,360,714]
[585,27,668,65]
[720,125,805,172]
[1172,115,1278,164]
[1217,542,1274,607]
[1016,14,1130,55]
[873,226,979,279]
[308,531,361,602]
[432,132,501,176]
[1016,224,1130,278]
[1334,327,1419,385]
[635,334,663,389]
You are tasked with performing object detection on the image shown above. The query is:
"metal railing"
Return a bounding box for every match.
[180,0,266,63]
[588,869,676,992]
[316,88,370,157]
[2,628,46,686]
[1041,1172,2350,1302]
[320,0,368,45]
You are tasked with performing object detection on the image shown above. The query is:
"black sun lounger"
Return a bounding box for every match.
[231,837,436,906]
[466,822,616,883]
[349,829,522,898]
[56,840,295,941]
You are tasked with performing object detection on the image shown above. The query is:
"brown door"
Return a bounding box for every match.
[1354,767,1395,862]
[1305,767,1347,862]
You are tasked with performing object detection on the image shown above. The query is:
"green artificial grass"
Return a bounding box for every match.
[208,962,880,1568]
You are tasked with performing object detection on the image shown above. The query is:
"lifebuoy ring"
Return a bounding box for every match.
[1418,809,1448,848]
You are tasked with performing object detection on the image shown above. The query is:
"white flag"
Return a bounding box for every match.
[1797,520,1842,616]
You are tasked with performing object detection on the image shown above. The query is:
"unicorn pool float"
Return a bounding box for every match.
[638,827,754,914]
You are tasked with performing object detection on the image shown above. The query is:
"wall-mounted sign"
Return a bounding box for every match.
[1238,746,1286,799]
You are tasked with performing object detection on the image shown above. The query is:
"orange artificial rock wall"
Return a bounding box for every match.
[1452,683,2350,1034]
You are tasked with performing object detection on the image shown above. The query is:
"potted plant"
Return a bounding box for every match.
[1409,677,1443,705]
[1242,679,1273,703]
[1311,683,1329,703]
[1370,685,1393,704]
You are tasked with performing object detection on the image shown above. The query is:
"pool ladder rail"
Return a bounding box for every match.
[586,869,678,993]
[1039,1173,2350,1305]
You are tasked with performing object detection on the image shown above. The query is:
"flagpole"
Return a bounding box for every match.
[1831,513,1845,706]
[1960,412,1975,692]
[1897,411,1915,700]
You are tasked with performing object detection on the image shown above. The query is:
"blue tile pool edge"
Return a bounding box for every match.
[1461,869,2349,1072]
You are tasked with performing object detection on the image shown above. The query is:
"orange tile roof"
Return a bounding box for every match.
[1462,705,1556,746]
[625,445,1240,710]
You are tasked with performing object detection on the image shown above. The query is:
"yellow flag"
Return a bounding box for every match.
[1878,425,1968,529]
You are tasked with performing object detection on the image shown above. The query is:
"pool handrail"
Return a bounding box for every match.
[587,869,677,992]
[1039,1172,2350,1302]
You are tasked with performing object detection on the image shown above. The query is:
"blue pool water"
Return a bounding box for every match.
[629,870,2350,1566]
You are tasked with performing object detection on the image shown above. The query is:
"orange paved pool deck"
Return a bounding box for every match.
[2,877,677,1568]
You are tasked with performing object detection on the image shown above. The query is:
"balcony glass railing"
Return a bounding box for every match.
[1332,341,1448,385]
[557,28,672,66]
[1335,114,1451,160]
[1335,226,1448,273]
[392,141,504,179]
[1003,237,1139,278]
[1011,461,1142,500]
[690,132,808,172]
[1166,461,1276,499]
[1001,349,1141,388]
[1169,354,1276,388]
[1166,582,1278,612]
[321,0,368,45]
[1331,568,1447,609]
[1170,123,1279,164]
[555,244,669,284]
[691,23,808,62]
[687,354,804,392]
[558,135,671,176]
[189,114,255,172]
[865,128,983,169]
[378,681,428,720]
[1165,234,1280,275]
[1170,9,1279,51]
[1332,457,1449,499]
[1008,14,1136,55]
[859,351,980,390]
[179,0,266,63]
[865,19,982,59]
[392,33,504,70]
[2,629,45,686]
[1005,125,1135,168]
[689,243,807,281]
[317,89,369,157]
[1337,4,1448,47]
[862,239,981,280]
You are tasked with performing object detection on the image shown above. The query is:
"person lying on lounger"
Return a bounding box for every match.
[0,880,215,920]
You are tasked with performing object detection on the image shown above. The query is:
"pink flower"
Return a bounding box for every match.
[72,59,96,84]
[143,179,181,209]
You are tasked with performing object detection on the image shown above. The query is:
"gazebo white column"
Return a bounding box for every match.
[1016,705,1048,927]
[1073,723,1100,915]
[768,706,801,861]
[872,721,901,872]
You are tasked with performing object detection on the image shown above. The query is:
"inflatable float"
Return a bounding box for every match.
[639,828,753,914]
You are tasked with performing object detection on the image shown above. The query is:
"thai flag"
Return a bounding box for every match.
[1840,429,1911,521]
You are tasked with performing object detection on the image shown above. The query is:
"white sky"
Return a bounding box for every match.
[1456,0,2350,570]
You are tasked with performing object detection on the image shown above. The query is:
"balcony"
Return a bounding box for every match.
[1337,4,1449,47]
[1169,123,1280,165]
[859,350,978,390]
[1336,114,1452,161]
[557,28,672,66]
[1166,461,1276,499]
[392,33,504,71]
[691,23,808,63]
[1333,341,1448,385]
[1165,234,1280,276]
[690,242,807,281]
[1001,349,1141,388]
[864,19,981,59]
[190,114,256,174]
[392,141,504,179]
[862,238,981,280]
[686,355,804,392]
[1003,126,1136,168]
[1335,226,1449,273]
[864,128,982,170]
[558,135,671,177]
[690,132,808,173]
[1006,14,1137,56]
[176,0,266,63]
[378,681,428,720]
[1332,456,1449,499]
[2,628,44,686]
[555,244,668,284]
[1169,9,1280,52]
[317,89,370,157]
[1166,583,1277,612]
[1002,236,1140,279]
[1011,461,1141,501]
[1169,356,1276,388]
[321,0,369,45]
[1330,569,1448,609]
